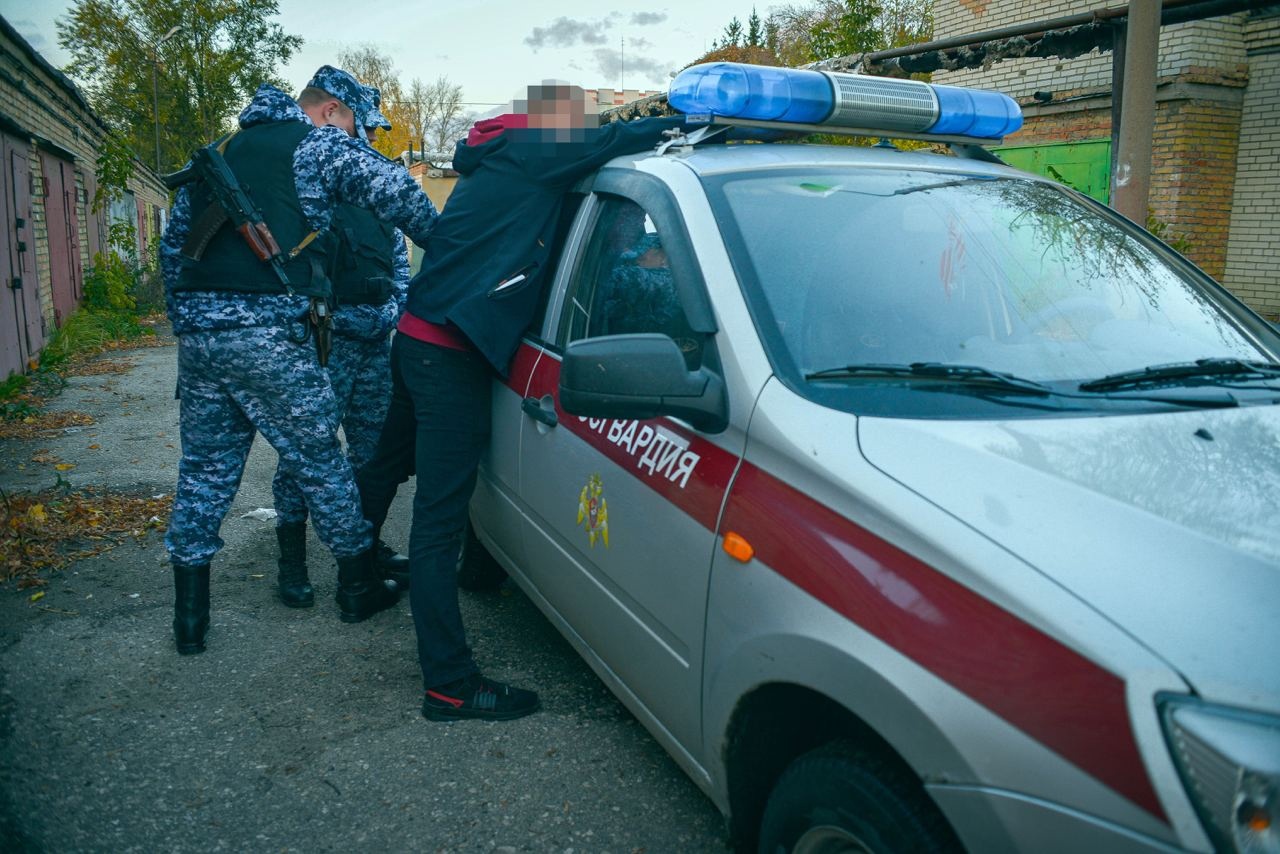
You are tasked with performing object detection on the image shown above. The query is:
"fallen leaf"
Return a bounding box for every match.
[27,504,47,524]
[54,463,75,471]
[29,591,45,602]
[88,444,100,450]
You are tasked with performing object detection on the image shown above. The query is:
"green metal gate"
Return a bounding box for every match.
[994,139,1112,203]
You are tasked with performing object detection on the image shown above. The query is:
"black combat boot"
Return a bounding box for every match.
[173,562,210,655]
[376,538,410,591]
[335,547,400,623]
[276,521,314,608]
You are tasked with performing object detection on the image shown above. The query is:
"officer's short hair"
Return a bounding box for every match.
[297,87,355,129]
[298,86,347,111]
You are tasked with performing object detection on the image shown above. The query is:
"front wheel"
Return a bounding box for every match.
[456,519,508,592]
[758,741,961,854]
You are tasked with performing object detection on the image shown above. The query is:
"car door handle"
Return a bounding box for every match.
[521,396,558,427]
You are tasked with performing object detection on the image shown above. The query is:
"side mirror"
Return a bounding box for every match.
[560,334,728,433]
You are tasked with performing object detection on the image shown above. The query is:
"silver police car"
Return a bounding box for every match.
[461,97,1280,852]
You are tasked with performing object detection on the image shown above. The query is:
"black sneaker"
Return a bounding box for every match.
[421,674,540,722]
[377,540,410,591]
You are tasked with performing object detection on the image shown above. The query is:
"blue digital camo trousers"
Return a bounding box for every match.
[271,334,392,524]
[165,326,373,566]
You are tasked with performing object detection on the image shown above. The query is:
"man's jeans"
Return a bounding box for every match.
[357,334,490,689]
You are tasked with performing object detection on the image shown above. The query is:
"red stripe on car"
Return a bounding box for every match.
[722,465,1166,821]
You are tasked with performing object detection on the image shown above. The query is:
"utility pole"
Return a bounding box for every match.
[621,36,625,92]
[1111,1,1160,223]
[151,25,183,173]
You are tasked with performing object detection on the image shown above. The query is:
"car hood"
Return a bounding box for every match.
[857,405,1280,711]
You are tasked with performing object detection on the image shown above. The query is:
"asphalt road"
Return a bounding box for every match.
[0,335,728,852]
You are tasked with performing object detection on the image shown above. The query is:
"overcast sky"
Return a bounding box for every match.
[0,1,756,108]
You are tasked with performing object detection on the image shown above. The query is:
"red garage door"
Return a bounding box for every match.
[39,151,82,328]
[2,135,42,379]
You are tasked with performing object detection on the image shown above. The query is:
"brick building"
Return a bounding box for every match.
[933,2,1280,320]
[585,87,663,108]
[0,15,169,381]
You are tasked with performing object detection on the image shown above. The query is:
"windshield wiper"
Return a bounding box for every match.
[1078,358,1280,392]
[805,362,1053,395]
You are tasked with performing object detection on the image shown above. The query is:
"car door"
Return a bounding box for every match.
[516,174,734,754]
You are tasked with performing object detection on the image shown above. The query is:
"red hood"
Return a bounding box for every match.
[466,113,528,146]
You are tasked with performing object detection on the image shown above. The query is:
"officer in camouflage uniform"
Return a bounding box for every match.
[269,85,411,607]
[161,67,437,655]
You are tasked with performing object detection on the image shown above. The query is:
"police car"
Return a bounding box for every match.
[460,63,1280,853]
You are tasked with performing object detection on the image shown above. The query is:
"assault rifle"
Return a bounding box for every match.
[164,142,292,289]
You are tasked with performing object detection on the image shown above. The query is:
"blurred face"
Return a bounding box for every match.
[521,84,599,134]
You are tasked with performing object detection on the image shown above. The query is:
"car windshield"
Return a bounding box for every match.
[706,166,1278,417]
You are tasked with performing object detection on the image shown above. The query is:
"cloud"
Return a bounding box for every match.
[630,12,668,26]
[592,48,671,86]
[11,20,48,51]
[627,36,653,50]
[524,17,612,50]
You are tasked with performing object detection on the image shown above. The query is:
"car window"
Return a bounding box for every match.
[559,194,705,370]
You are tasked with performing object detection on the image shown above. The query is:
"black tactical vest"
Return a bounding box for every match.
[174,121,334,297]
[331,204,397,305]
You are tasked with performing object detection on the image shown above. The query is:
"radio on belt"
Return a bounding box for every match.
[668,61,1023,140]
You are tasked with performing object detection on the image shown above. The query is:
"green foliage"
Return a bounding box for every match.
[0,373,32,416]
[810,0,886,59]
[82,219,163,314]
[92,131,136,213]
[724,17,745,48]
[83,252,138,311]
[58,0,303,174]
[40,309,149,367]
[703,0,932,67]
[748,9,764,47]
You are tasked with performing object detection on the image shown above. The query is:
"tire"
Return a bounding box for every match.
[758,741,961,854]
[456,519,508,592]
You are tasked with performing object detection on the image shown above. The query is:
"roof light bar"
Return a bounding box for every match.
[668,62,1023,140]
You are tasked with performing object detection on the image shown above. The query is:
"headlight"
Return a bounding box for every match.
[1160,695,1280,853]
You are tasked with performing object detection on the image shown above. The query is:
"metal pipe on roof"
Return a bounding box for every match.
[851,0,1247,64]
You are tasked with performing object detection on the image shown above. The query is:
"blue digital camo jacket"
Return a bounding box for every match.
[162,84,435,335]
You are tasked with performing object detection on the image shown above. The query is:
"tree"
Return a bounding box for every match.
[878,0,933,49]
[407,76,471,160]
[770,0,887,64]
[58,0,302,173]
[748,8,763,48]
[336,44,428,159]
[723,17,745,48]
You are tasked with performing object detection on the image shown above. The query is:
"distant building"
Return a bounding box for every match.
[931,2,1280,320]
[0,14,169,380]
[585,88,663,109]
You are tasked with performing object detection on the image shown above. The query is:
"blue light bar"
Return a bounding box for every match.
[668,62,1023,140]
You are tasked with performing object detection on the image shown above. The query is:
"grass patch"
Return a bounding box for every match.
[1,309,167,421]
[1,484,171,586]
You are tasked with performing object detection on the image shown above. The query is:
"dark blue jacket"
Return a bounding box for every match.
[404,116,688,376]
